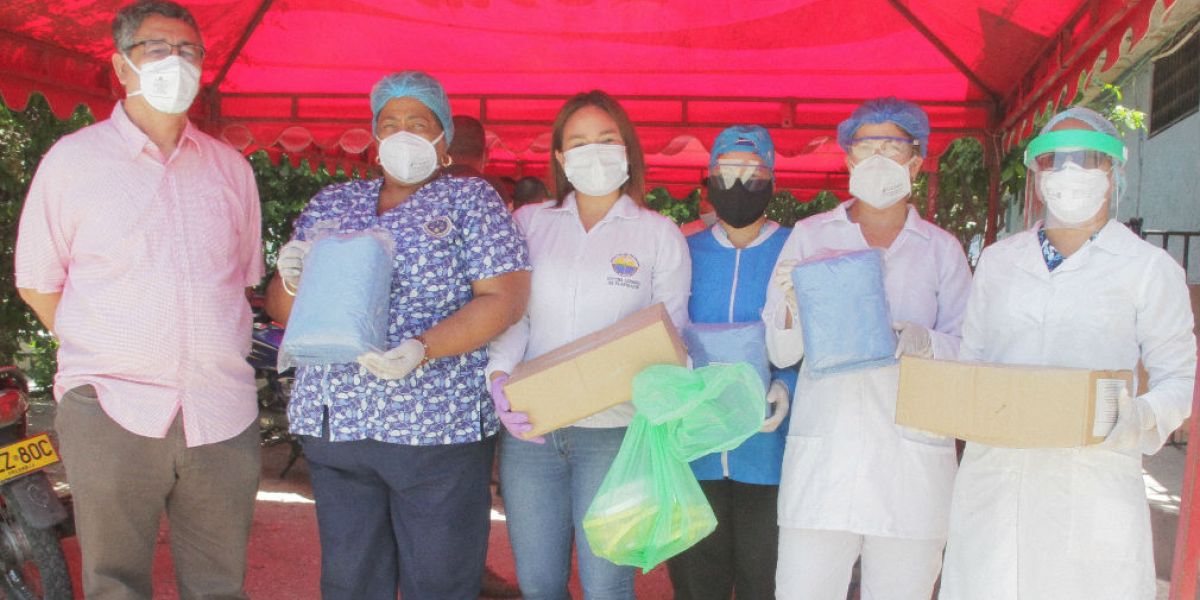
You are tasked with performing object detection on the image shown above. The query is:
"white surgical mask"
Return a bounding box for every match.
[377,131,444,184]
[563,144,629,197]
[848,154,913,209]
[123,54,200,115]
[1039,162,1110,226]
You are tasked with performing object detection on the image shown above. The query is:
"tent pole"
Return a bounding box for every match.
[998,0,1144,134]
[205,0,274,133]
[924,158,939,221]
[983,137,1000,245]
[1169,357,1200,600]
[884,0,999,103]
[210,0,274,91]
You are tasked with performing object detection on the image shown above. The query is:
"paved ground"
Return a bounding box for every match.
[1145,440,1193,599]
[26,402,1192,599]
[38,432,674,599]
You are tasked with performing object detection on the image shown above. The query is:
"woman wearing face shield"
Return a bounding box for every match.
[763,98,972,599]
[938,107,1196,600]
[263,71,532,600]
[664,125,797,599]
[484,90,691,600]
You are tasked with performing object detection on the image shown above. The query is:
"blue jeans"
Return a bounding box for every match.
[500,426,635,600]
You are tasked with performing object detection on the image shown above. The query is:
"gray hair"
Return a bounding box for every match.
[112,0,201,53]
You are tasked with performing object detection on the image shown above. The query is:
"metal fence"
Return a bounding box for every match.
[1128,218,1200,284]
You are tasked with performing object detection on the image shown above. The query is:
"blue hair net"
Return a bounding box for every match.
[711,125,776,171]
[370,71,454,144]
[837,97,930,157]
[1040,105,1125,200]
[1040,106,1118,137]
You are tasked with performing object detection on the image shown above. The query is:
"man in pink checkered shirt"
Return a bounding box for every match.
[14,1,263,597]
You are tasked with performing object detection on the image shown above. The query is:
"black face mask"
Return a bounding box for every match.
[707,177,774,229]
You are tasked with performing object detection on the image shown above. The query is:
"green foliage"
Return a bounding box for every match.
[247,151,351,279]
[766,190,839,227]
[931,138,989,250]
[645,187,700,225]
[0,95,94,389]
[1092,84,1148,134]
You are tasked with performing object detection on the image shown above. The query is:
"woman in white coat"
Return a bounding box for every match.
[765,97,972,599]
[939,107,1196,599]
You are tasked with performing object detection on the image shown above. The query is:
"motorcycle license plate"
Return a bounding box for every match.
[0,433,59,483]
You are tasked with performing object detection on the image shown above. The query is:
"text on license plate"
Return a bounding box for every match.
[0,433,59,483]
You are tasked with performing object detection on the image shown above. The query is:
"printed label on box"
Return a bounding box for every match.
[1092,378,1125,437]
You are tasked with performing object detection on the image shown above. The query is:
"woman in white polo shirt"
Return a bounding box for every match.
[485,90,691,600]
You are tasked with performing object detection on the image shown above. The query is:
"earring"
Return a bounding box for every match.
[442,155,454,168]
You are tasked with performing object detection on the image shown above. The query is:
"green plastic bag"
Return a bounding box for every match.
[582,364,765,571]
[633,363,767,461]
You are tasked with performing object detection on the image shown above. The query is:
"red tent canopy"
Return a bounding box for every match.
[0,0,1177,205]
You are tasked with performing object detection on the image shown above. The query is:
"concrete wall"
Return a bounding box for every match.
[1118,62,1200,284]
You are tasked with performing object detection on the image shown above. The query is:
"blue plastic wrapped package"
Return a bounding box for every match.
[683,322,770,391]
[279,229,395,369]
[790,248,896,377]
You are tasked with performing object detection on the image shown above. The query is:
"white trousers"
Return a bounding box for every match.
[776,528,945,600]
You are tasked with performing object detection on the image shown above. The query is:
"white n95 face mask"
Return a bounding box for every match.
[563,144,629,197]
[123,55,201,115]
[377,131,444,184]
[1039,162,1110,226]
[848,154,913,209]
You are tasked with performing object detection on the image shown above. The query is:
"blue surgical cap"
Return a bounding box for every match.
[370,71,454,144]
[837,97,930,157]
[711,125,776,171]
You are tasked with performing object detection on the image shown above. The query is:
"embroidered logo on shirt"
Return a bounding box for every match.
[608,254,641,290]
[422,215,455,239]
[610,254,640,276]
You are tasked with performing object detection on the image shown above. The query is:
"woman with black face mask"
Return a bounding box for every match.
[665,125,796,600]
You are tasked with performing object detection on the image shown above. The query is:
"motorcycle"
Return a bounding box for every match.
[247,312,302,478]
[0,367,71,600]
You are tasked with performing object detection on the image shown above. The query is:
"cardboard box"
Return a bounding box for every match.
[895,357,1133,448]
[504,303,688,438]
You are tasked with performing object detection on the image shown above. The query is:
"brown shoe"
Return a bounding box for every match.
[480,565,522,598]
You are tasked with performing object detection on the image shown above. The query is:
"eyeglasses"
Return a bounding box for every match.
[1031,149,1114,171]
[848,136,919,161]
[127,39,206,64]
[709,161,773,191]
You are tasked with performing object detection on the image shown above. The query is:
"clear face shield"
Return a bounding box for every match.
[708,160,773,192]
[1022,129,1126,231]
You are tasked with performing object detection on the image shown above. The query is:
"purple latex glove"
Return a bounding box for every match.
[490,374,545,444]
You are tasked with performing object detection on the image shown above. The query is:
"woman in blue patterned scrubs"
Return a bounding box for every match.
[264,71,531,600]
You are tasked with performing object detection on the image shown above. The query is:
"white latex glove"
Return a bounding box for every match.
[761,380,790,433]
[773,259,800,323]
[277,240,312,293]
[893,321,933,359]
[1101,388,1157,451]
[357,338,426,380]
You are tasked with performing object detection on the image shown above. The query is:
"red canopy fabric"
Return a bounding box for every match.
[0,0,1176,197]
